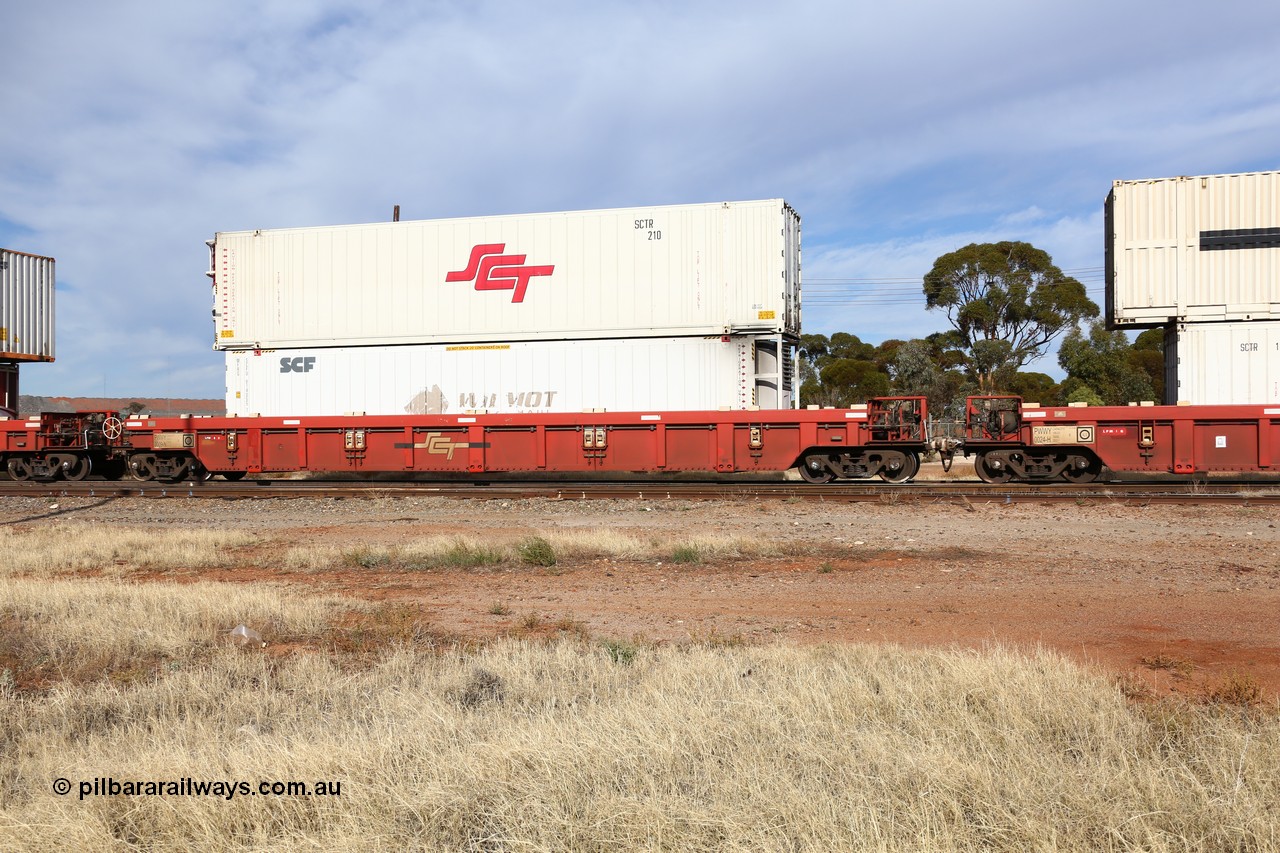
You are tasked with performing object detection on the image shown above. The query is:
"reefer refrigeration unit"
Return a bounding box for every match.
[209,199,801,349]
[1164,320,1280,405]
[226,335,795,417]
[0,248,55,363]
[1106,171,1280,327]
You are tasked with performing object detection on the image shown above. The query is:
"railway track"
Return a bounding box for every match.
[2,477,1280,504]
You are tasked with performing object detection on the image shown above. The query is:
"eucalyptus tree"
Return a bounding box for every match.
[923,241,1097,392]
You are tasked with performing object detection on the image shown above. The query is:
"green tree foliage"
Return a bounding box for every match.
[923,242,1098,392]
[890,338,971,419]
[1057,320,1156,405]
[1005,372,1061,406]
[797,333,893,406]
[1133,328,1165,352]
[1128,328,1165,402]
[1065,384,1105,406]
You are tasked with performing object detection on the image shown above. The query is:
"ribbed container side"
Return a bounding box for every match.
[210,200,800,349]
[1164,320,1280,404]
[226,335,795,417]
[0,249,55,362]
[1107,171,1280,327]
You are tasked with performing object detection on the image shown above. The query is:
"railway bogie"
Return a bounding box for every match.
[796,448,921,483]
[970,448,1102,484]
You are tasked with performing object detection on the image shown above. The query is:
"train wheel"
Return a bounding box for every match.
[1062,457,1100,484]
[974,453,1013,484]
[6,457,32,481]
[797,454,836,484]
[221,471,247,481]
[129,454,158,481]
[63,456,92,481]
[879,452,920,483]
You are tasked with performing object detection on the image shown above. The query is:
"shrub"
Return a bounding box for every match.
[671,544,702,564]
[518,536,557,567]
[602,639,638,665]
[440,542,504,569]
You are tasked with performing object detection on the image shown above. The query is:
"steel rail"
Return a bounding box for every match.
[2,478,1280,505]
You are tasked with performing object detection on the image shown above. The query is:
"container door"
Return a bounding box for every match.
[783,203,802,336]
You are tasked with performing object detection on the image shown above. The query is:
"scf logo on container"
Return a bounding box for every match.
[280,356,316,373]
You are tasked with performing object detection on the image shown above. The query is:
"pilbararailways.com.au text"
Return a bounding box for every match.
[53,777,343,801]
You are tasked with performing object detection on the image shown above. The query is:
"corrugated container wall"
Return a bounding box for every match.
[0,249,55,362]
[210,200,801,349]
[1164,321,1280,405]
[226,335,795,417]
[1106,171,1280,327]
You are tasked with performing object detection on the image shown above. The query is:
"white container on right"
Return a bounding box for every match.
[1106,171,1280,327]
[0,248,55,363]
[1164,320,1280,404]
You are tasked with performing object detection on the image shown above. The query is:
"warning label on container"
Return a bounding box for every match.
[757,310,776,320]
[1031,425,1094,445]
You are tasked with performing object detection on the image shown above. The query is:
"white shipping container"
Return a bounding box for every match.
[0,248,55,362]
[226,335,795,417]
[209,199,800,349]
[1106,171,1280,327]
[1164,321,1280,405]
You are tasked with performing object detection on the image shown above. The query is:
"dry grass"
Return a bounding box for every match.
[0,576,357,688]
[280,529,789,572]
[1,529,1278,850]
[1,577,1278,851]
[0,524,257,577]
[1141,652,1197,678]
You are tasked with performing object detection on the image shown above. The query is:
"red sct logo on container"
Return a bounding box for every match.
[446,244,554,303]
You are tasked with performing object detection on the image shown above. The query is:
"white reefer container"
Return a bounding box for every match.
[1164,321,1280,405]
[226,335,795,417]
[0,248,55,362]
[209,199,800,349]
[1106,171,1280,327]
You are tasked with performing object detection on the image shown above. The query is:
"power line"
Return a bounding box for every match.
[798,267,1105,307]
[805,267,1104,284]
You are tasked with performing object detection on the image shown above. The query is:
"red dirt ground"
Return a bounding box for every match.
[7,490,1279,701]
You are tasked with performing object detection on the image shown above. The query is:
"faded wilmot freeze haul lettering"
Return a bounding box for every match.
[404,387,561,414]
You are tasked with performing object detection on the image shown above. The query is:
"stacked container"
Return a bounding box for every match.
[0,249,55,364]
[1163,321,1280,406]
[209,200,801,416]
[1105,171,1280,404]
[0,248,56,418]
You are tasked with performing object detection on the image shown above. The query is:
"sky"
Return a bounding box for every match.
[2,0,1279,399]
